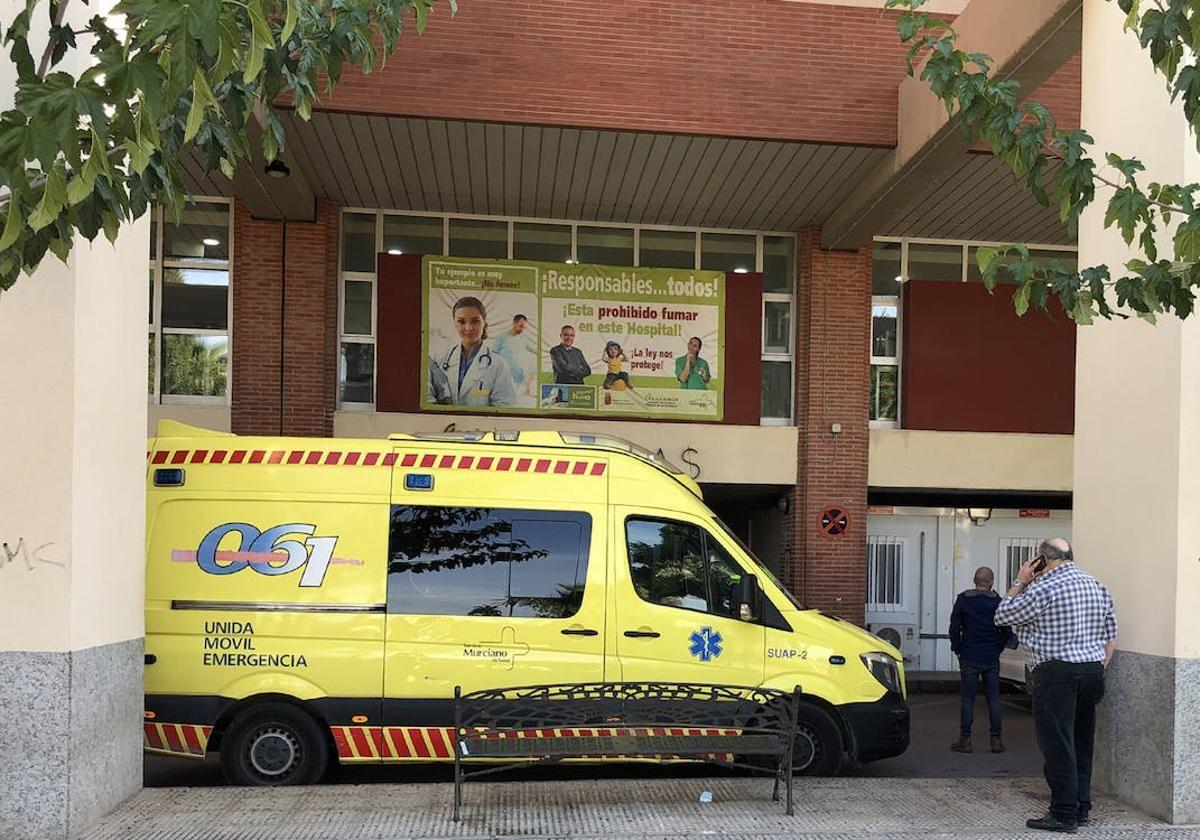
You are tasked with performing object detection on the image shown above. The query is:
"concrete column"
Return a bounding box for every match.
[0,3,147,836]
[1077,0,1200,823]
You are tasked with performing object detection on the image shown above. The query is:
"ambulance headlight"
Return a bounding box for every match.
[860,651,902,694]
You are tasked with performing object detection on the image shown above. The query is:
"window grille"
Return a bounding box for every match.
[1000,538,1044,591]
[866,536,904,611]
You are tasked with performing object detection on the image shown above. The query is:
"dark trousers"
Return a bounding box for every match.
[1031,660,1106,822]
[959,658,1003,737]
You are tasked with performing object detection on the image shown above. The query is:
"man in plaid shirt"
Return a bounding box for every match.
[994,537,1117,833]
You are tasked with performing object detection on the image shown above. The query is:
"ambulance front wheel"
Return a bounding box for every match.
[220,702,330,786]
[791,703,843,776]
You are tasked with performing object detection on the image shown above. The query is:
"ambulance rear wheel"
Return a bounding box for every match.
[791,703,843,776]
[221,702,330,786]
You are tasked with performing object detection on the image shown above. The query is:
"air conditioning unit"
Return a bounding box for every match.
[867,623,919,664]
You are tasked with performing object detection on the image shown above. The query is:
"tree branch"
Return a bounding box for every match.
[37,0,73,79]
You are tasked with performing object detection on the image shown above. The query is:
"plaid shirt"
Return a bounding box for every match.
[993,562,1117,670]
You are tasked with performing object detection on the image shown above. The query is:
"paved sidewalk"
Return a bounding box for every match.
[84,776,1200,839]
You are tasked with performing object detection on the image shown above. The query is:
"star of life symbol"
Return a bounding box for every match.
[688,626,723,662]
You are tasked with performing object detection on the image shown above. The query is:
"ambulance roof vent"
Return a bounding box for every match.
[558,432,683,474]
[397,431,487,442]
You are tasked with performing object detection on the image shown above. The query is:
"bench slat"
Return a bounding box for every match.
[461,733,781,758]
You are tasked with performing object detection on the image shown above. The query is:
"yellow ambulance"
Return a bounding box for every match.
[144,421,908,785]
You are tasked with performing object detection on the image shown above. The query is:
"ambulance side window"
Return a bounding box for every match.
[387,505,591,618]
[625,518,708,613]
[626,517,750,618]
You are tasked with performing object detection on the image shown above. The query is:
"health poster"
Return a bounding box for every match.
[421,256,724,420]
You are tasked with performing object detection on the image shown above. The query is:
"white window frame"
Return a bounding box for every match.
[869,235,1080,430]
[337,209,797,425]
[866,535,906,612]
[149,196,234,407]
[1000,537,1045,591]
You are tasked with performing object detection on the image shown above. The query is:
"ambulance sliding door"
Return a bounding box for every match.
[381,447,609,753]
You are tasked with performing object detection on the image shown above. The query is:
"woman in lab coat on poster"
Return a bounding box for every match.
[435,296,516,407]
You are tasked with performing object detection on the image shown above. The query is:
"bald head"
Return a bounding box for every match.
[973,566,994,589]
[1038,537,1073,569]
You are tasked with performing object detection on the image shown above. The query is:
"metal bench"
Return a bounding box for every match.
[451,681,802,821]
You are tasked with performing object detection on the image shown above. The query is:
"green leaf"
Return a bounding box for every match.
[47,234,71,263]
[414,0,429,32]
[975,245,998,276]
[66,168,95,206]
[1014,281,1032,316]
[28,165,67,232]
[281,0,299,43]
[0,196,22,252]
[184,69,215,143]
[243,4,274,83]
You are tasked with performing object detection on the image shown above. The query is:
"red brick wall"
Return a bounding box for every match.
[786,228,871,625]
[323,1,1079,146]
[232,205,284,435]
[232,199,338,437]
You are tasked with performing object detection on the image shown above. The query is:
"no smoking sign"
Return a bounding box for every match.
[819,506,850,538]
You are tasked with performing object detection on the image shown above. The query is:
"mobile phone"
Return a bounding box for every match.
[1032,554,1047,573]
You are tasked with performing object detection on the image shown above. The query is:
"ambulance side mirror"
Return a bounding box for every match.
[736,574,760,622]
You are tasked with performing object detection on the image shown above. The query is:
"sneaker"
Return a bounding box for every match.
[1026,814,1078,833]
[990,736,1005,753]
[949,736,972,753]
[1076,812,1090,826]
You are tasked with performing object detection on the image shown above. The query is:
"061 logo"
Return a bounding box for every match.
[196,522,339,587]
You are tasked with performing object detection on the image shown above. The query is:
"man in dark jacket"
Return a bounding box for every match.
[949,566,1014,754]
[549,325,591,385]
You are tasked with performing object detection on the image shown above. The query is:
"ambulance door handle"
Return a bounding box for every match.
[561,627,598,636]
[624,629,660,638]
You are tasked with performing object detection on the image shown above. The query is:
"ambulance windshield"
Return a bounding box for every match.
[714,517,807,611]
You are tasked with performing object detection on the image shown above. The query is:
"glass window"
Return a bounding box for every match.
[638,229,696,269]
[383,215,443,257]
[577,226,634,266]
[150,212,158,261]
[870,364,898,422]
[161,334,228,397]
[872,241,903,295]
[161,268,229,330]
[449,218,507,259]
[386,506,591,618]
[966,247,1078,284]
[764,301,791,354]
[700,233,755,273]
[763,236,795,293]
[340,342,374,404]
[343,280,373,336]
[163,202,230,262]
[626,518,707,611]
[625,518,750,618]
[148,268,155,324]
[872,304,898,359]
[706,539,745,619]
[761,361,792,420]
[341,212,377,273]
[907,242,962,282]
[513,223,571,263]
[147,334,155,395]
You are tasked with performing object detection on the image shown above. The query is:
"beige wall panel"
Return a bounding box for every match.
[1077,0,1194,659]
[334,412,799,486]
[868,430,1073,492]
[147,405,233,436]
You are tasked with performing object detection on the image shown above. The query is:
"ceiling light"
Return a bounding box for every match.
[733,267,749,274]
[202,237,220,247]
[894,274,903,283]
[264,159,290,179]
[387,248,402,255]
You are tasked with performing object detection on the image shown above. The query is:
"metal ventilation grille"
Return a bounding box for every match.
[866,536,904,611]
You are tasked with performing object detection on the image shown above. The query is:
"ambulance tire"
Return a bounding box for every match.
[791,703,843,776]
[220,702,330,786]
